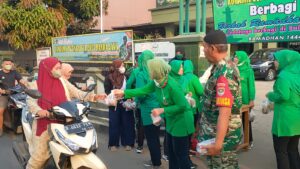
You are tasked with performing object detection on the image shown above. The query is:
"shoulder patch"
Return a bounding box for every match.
[216,76,234,108]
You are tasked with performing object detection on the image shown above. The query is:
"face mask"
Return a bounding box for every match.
[154,79,160,87]
[119,67,126,74]
[52,70,62,78]
[4,65,12,71]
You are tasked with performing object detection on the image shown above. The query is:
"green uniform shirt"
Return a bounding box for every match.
[199,60,242,151]
[125,76,195,137]
[267,50,300,137]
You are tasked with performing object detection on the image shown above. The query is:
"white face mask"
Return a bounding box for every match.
[154,79,160,87]
[52,70,62,78]
[119,67,126,74]
[4,65,12,71]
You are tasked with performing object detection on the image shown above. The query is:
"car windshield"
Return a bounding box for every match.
[250,50,276,64]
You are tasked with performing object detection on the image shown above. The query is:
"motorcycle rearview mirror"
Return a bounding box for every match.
[87,84,96,92]
[82,74,89,81]
[24,89,42,99]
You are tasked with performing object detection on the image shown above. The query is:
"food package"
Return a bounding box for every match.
[196,138,215,155]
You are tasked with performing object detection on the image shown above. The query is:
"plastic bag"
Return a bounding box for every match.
[261,99,274,114]
[151,114,162,126]
[104,92,117,107]
[196,138,215,155]
[185,93,196,108]
[249,110,256,122]
[122,100,136,111]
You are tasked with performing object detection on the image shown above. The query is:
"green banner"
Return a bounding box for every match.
[213,0,300,43]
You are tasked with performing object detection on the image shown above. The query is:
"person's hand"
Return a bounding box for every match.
[249,101,255,108]
[37,110,50,118]
[0,88,6,94]
[151,108,164,117]
[201,143,223,156]
[113,89,124,100]
[94,94,107,101]
[81,86,87,91]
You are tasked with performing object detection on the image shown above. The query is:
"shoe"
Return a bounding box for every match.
[143,160,153,167]
[162,154,168,162]
[125,146,132,151]
[109,146,118,152]
[190,162,197,169]
[248,142,254,150]
[136,146,143,153]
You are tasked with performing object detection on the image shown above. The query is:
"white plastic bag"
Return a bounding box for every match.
[261,99,274,114]
[151,114,162,126]
[122,100,136,111]
[104,92,117,107]
[249,110,256,122]
[196,138,216,155]
[185,93,196,108]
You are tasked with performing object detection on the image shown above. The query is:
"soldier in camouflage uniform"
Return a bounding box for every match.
[198,30,242,169]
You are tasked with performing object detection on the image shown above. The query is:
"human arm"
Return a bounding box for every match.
[266,78,290,103]
[26,81,50,117]
[192,76,204,97]
[65,79,106,102]
[124,81,155,98]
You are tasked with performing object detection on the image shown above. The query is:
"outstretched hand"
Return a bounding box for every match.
[113,89,124,100]
[94,94,107,101]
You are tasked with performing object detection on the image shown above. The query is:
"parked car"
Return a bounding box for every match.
[250,48,285,81]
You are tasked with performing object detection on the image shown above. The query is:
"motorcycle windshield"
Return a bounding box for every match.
[58,101,80,118]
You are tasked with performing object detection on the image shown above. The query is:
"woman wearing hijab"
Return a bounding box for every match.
[61,63,87,91]
[26,57,106,169]
[104,59,135,151]
[233,51,256,147]
[114,58,194,169]
[266,50,300,169]
[183,60,204,126]
[135,50,161,167]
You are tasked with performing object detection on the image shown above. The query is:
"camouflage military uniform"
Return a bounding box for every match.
[199,60,242,169]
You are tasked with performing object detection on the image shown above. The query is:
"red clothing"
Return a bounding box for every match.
[36,57,66,136]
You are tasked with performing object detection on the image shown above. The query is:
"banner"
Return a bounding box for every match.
[213,0,300,43]
[36,47,51,65]
[135,42,175,61]
[52,31,133,62]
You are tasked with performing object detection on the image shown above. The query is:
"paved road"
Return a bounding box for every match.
[1,81,299,169]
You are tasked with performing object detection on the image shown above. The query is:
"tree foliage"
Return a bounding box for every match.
[0,0,109,50]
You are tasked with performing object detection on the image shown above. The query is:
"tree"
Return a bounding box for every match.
[0,0,109,50]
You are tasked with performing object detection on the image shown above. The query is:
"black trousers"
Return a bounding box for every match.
[135,109,144,147]
[144,124,161,166]
[273,135,300,169]
[167,132,191,169]
[242,112,253,143]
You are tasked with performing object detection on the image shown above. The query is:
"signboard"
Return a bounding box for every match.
[52,31,133,62]
[36,47,51,65]
[213,0,300,43]
[135,42,175,61]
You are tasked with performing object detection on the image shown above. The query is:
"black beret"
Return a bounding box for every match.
[204,30,227,44]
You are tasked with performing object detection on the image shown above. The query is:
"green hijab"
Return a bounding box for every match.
[235,51,251,72]
[183,60,194,74]
[139,50,155,83]
[274,50,300,71]
[147,58,171,84]
[169,60,183,82]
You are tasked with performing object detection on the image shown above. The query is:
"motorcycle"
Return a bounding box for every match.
[1,81,28,134]
[13,82,107,169]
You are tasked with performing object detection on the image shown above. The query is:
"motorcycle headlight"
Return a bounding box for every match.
[55,129,80,152]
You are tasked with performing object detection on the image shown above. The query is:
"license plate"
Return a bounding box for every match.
[64,122,94,134]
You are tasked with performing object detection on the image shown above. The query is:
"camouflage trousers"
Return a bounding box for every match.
[207,150,239,169]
